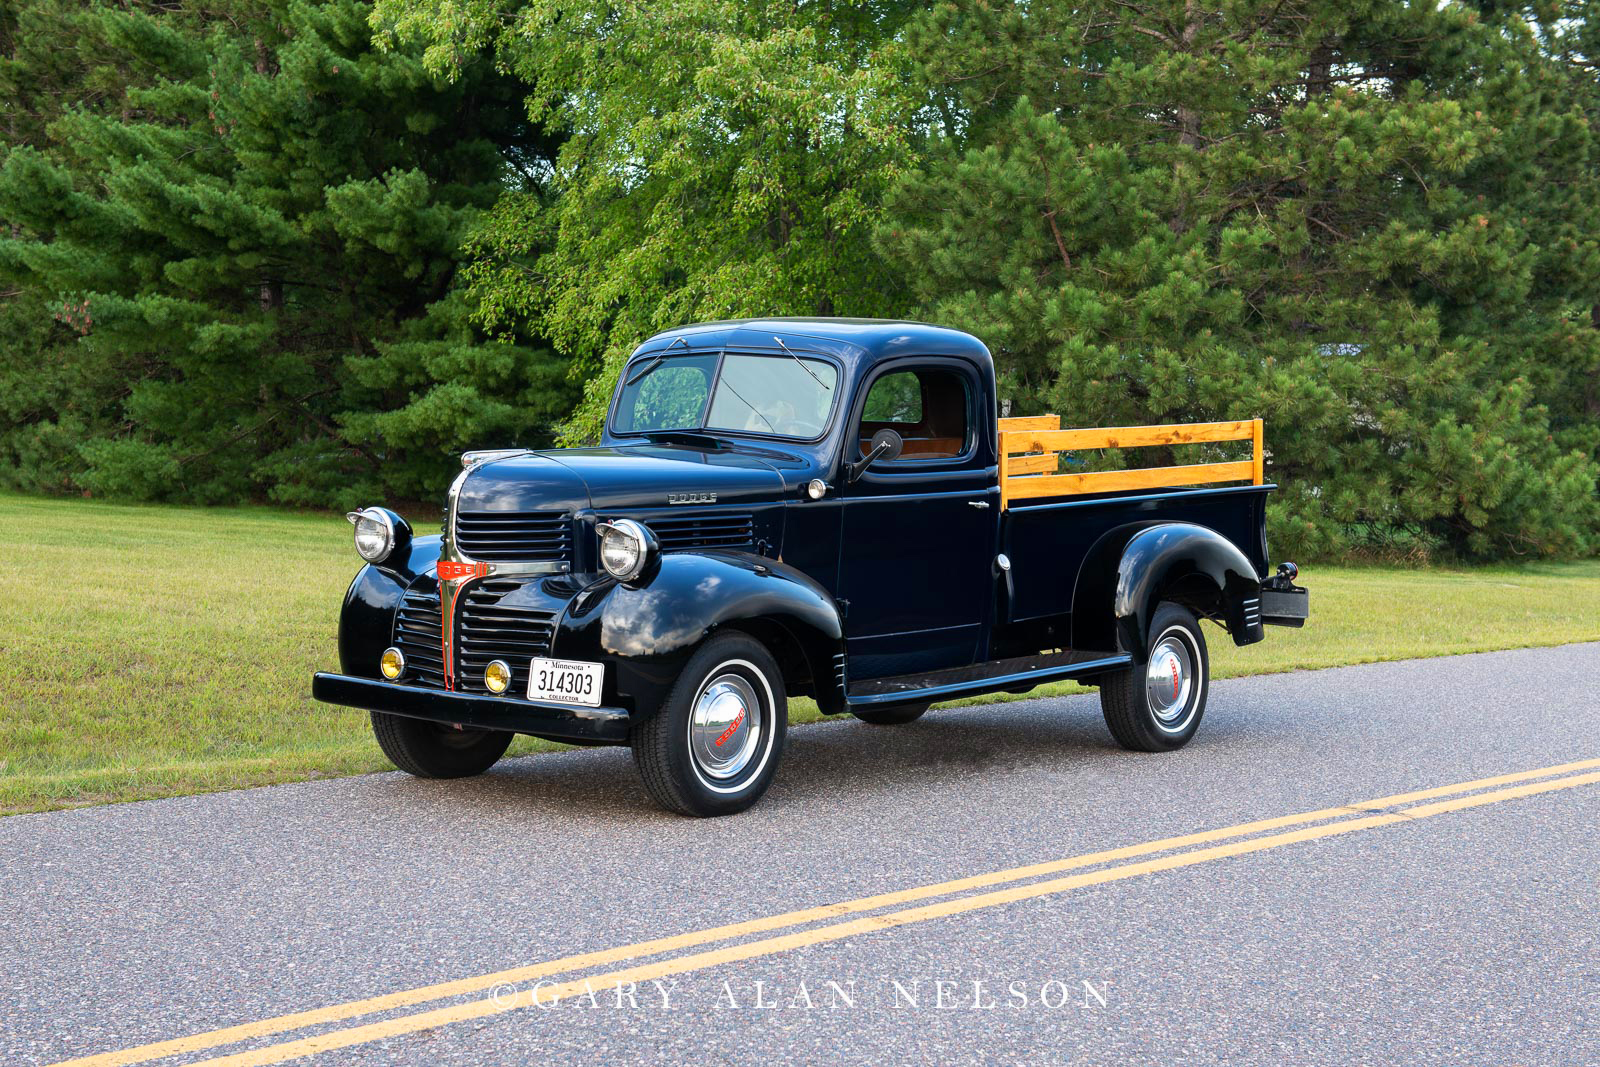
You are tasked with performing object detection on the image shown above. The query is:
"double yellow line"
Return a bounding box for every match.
[54,757,1600,1067]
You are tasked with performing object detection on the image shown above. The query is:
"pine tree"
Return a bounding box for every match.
[0,0,158,492]
[0,0,573,506]
[877,0,1600,559]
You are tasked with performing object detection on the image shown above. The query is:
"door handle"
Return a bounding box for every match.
[968,500,990,509]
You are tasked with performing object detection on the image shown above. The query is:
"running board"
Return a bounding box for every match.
[846,650,1132,709]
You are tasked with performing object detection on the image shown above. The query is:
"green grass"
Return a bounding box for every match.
[3,490,1598,815]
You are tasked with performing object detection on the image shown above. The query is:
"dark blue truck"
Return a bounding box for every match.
[313,318,1308,816]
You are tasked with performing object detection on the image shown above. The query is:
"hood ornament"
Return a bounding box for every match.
[460,448,530,469]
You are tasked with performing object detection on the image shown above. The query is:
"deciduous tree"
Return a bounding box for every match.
[373,0,921,441]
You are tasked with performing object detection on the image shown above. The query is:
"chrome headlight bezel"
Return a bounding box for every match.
[346,507,409,564]
[596,519,656,583]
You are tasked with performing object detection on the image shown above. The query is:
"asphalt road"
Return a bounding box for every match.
[4,643,1599,1067]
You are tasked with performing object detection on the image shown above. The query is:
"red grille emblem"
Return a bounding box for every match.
[436,560,490,689]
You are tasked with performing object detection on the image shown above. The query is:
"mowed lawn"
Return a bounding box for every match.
[3,491,1598,815]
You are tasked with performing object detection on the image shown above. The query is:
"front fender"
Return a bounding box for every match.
[1071,523,1261,659]
[336,535,442,678]
[552,552,844,719]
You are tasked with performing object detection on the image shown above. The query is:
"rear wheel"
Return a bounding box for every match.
[631,632,787,817]
[1099,602,1209,752]
[370,712,514,778]
[851,702,929,726]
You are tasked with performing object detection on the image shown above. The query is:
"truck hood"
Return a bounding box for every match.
[454,444,787,514]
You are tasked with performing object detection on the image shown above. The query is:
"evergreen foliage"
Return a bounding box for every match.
[0,0,573,507]
[876,0,1600,559]
[3,0,1598,559]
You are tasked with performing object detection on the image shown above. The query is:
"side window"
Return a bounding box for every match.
[859,368,970,461]
[862,372,921,424]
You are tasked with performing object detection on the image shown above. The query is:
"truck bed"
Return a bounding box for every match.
[1003,484,1271,622]
[996,415,1272,622]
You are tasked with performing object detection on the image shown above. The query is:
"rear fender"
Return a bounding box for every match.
[1071,522,1262,659]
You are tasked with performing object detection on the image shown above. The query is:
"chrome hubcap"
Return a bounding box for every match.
[689,672,762,781]
[1145,630,1197,733]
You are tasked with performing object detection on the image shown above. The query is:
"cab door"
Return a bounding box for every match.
[836,359,997,680]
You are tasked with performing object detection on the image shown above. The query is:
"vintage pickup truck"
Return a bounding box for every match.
[313,318,1308,816]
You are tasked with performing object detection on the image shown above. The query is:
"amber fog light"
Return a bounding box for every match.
[380,647,405,680]
[484,659,512,694]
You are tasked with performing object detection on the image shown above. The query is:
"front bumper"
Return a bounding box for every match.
[312,672,632,743]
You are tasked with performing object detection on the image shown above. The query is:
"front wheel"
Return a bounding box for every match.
[1099,602,1209,752]
[631,632,788,817]
[370,712,514,778]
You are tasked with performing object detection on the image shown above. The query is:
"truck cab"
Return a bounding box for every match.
[313,318,1308,816]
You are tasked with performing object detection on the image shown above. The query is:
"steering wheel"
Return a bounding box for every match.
[778,417,826,437]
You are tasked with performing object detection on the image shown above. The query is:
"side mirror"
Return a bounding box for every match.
[848,428,903,483]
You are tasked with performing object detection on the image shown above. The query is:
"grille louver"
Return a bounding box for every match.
[454,581,557,695]
[649,512,756,552]
[392,586,446,689]
[454,511,571,564]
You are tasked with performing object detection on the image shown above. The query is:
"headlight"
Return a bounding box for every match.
[597,519,655,582]
[346,507,403,563]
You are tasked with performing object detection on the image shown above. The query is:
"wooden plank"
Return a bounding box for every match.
[1005,453,1058,476]
[997,430,1010,509]
[1002,420,1256,455]
[1251,418,1264,485]
[997,414,1060,433]
[1004,460,1256,501]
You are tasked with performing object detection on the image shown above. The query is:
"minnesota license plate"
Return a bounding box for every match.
[527,657,604,707]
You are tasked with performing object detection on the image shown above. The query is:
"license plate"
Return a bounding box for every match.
[527,657,604,707]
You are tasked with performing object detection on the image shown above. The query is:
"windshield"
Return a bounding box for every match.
[612,352,838,440]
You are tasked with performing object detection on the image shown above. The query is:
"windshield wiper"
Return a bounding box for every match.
[717,378,777,433]
[624,353,665,387]
[624,336,691,387]
[773,336,830,390]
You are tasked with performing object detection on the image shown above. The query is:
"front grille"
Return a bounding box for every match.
[454,580,557,695]
[392,585,446,689]
[454,510,571,564]
[390,579,555,693]
[650,512,755,551]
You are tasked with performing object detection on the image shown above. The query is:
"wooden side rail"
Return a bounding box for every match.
[997,414,1061,434]
[999,414,1060,477]
[999,417,1264,508]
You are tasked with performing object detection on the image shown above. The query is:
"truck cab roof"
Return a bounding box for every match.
[635,318,994,375]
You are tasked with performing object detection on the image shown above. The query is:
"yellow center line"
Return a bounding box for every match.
[179,768,1600,1067]
[47,757,1600,1067]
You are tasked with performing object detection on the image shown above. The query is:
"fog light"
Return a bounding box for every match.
[380,646,405,680]
[484,659,512,694]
